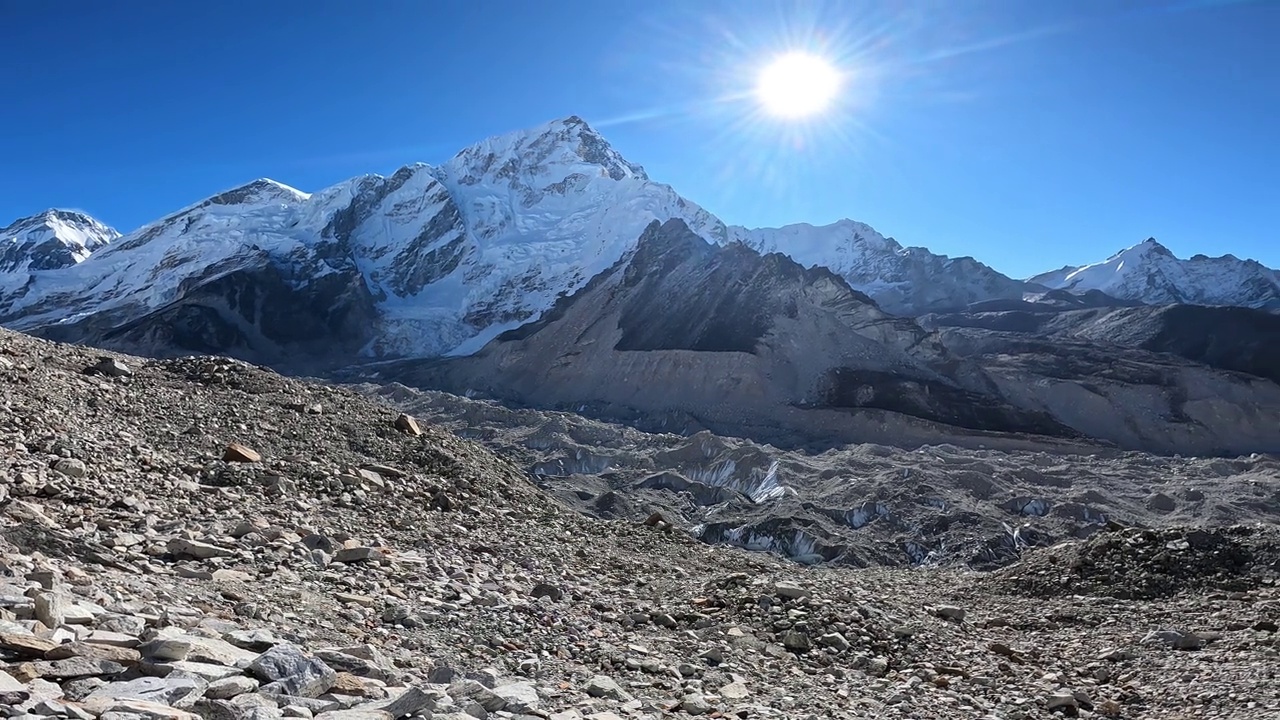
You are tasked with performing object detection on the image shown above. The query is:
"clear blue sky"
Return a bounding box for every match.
[2,0,1276,277]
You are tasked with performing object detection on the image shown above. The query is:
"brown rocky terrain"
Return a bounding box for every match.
[1,327,1278,720]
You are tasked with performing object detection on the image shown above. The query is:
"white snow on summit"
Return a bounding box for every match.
[728,220,1030,314]
[0,118,728,356]
[1,209,118,284]
[1029,238,1280,309]
[4,116,1275,360]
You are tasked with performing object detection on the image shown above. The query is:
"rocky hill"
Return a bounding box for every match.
[923,303,1280,385]
[1,327,1279,719]
[368,220,1280,457]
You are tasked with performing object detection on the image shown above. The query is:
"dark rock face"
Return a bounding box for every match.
[37,255,378,371]
[379,219,1084,450]
[814,368,1074,437]
[366,219,1280,455]
[925,304,1280,385]
[613,236,793,353]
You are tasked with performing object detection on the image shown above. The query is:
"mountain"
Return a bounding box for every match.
[727,220,1034,315]
[0,209,118,284]
[1030,238,1280,309]
[924,303,1280,386]
[363,219,1280,455]
[0,117,1066,364]
[0,118,730,363]
[371,218,1080,449]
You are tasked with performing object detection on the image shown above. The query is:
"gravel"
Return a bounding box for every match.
[0,327,1277,719]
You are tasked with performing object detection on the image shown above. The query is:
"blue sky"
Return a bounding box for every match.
[2,0,1276,277]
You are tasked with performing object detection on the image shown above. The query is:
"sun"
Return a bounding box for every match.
[755,52,842,119]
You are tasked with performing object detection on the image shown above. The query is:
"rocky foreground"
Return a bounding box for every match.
[0,328,1278,720]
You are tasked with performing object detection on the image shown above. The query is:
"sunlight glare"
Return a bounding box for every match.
[755,52,841,119]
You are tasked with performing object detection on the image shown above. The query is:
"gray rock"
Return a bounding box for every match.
[381,686,441,718]
[0,668,30,704]
[1146,493,1177,512]
[773,581,807,600]
[333,547,383,564]
[90,358,133,377]
[781,631,810,652]
[33,699,95,720]
[1046,691,1079,711]
[52,458,88,479]
[680,693,713,715]
[47,641,141,664]
[447,679,506,712]
[62,677,109,701]
[313,712,389,720]
[583,675,633,702]
[167,539,234,560]
[530,582,564,601]
[150,660,246,682]
[312,649,392,683]
[818,632,850,651]
[34,592,68,628]
[96,698,202,719]
[426,666,456,684]
[179,635,260,666]
[24,657,128,679]
[88,630,143,648]
[205,676,260,700]
[1141,629,1203,650]
[249,644,336,698]
[223,629,282,652]
[85,676,209,709]
[491,681,539,713]
[97,615,149,637]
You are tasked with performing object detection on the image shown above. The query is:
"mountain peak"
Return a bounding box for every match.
[205,178,309,207]
[442,116,648,189]
[1128,237,1173,257]
[1032,236,1280,309]
[0,207,119,276]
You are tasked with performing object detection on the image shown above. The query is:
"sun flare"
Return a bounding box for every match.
[755,52,841,119]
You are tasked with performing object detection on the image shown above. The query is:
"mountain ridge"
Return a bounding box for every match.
[0,208,119,281]
[1029,237,1280,309]
[1,116,1276,365]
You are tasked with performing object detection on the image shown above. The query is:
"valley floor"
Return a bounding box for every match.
[0,328,1277,720]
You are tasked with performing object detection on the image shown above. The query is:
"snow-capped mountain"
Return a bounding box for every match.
[728,220,1030,315]
[1030,238,1280,310]
[9,115,1266,366]
[1,209,118,285]
[0,118,729,361]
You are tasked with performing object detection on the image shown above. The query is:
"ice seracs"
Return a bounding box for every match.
[1030,238,1280,309]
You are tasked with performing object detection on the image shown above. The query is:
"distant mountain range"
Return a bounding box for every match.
[3,116,1276,366]
[3,116,1279,455]
[1030,238,1280,310]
